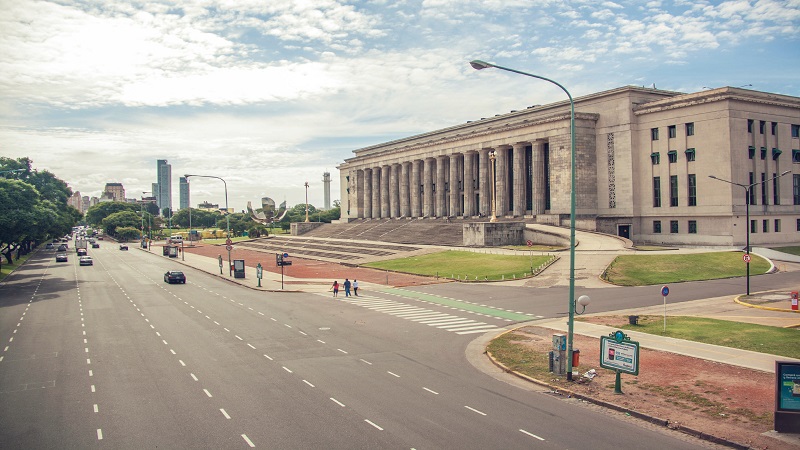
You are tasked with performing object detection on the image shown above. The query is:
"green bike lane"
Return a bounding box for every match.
[375,287,538,321]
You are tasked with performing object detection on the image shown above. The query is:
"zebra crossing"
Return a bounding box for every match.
[330,294,507,335]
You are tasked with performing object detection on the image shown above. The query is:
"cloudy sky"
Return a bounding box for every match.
[2,0,798,211]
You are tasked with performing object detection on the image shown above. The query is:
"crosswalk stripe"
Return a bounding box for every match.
[412,314,454,322]
[456,328,500,335]
[444,324,497,332]
[394,312,440,319]
[422,317,472,325]
[434,320,477,328]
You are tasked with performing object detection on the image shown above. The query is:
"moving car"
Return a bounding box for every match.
[79,256,93,266]
[164,271,186,284]
[46,243,54,249]
[56,253,68,262]
[77,248,87,256]
[57,244,68,251]
[119,244,128,250]
[91,242,100,248]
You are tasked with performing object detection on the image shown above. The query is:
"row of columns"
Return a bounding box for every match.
[354,143,548,219]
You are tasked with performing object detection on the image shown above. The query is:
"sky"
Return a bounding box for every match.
[2,0,799,212]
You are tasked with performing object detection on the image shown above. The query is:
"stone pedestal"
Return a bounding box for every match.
[463,221,525,247]
[292,222,324,236]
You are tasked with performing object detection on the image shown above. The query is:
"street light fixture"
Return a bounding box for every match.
[142,191,152,250]
[304,181,310,223]
[185,174,231,275]
[709,170,790,295]
[488,150,498,223]
[471,59,579,380]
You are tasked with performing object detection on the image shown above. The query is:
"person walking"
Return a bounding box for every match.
[331,280,339,297]
[343,278,351,297]
[352,279,359,296]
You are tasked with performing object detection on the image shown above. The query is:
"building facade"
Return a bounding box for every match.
[179,176,190,210]
[155,159,172,215]
[337,86,800,246]
[103,183,125,202]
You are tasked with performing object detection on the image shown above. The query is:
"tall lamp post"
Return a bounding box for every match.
[471,59,579,380]
[709,170,790,295]
[142,191,152,250]
[185,174,230,275]
[488,150,498,222]
[304,181,310,222]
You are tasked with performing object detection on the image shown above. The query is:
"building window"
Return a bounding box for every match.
[751,219,757,233]
[749,172,756,205]
[792,124,800,138]
[761,173,767,205]
[688,220,697,234]
[670,220,678,233]
[651,128,659,140]
[760,120,766,134]
[653,177,661,207]
[772,122,778,135]
[688,174,697,206]
[793,150,800,163]
[653,220,661,233]
[748,119,754,133]
[670,175,678,207]
[774,173,780,205]
[749,146,756,159]
[760,147,767,160]
[668,150,678,163]
[650,152,660,165]
[773,148,783,160]
[763,220,769,233]
[794,175,800,205]
[775,219,781,232]
[686,122,695,136]
[796,218,800,232]
[685,148,696,162]
[668,125,676,138]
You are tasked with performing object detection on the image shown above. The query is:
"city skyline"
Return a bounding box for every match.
[1,1,798,209]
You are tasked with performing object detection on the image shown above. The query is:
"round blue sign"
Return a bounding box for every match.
[283,252,289,258]
[661,285,669,296]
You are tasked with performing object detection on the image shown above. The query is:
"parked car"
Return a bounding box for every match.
[91,242,100,248]
[79,256,93,266]
[164,270,186,284]
[77,248,87,256]
[98,236,104,240]
[119,244,128,250]
[56,253,68,262]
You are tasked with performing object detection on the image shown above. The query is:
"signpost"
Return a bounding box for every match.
[600,330,640,394]
[743,253,751,263]
[218,255,223,275]
[256,263,263,288]
[661,285,670,332]
[226,238,233,276]
[526,240,533,274]
[276,253,291,290]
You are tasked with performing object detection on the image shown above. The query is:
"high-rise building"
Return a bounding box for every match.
[322,172,331,210]
[179,176,190,210]
[68,191,82,211]
[103,183,125,202]
[156,159,172,215]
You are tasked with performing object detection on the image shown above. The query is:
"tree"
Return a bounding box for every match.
[102,211,141,237]
[116,226,141,242]
[86,202,141,227]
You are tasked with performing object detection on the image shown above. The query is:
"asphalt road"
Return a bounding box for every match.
[0,246,722,449]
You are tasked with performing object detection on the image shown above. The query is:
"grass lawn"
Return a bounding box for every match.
[581,315,800,359]
[503,244,564,252]
[0,250,36,282]
[603,251,771,286]
[771,246,800,256]
[362,250,553,280]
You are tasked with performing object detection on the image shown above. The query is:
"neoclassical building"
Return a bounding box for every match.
[337,86,800,246]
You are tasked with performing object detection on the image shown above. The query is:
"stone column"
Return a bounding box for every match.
[463,151,475,217]
[410,160,421,218]
[380,165,390,218]
[363,168,372,219]
[390,163,400,218]
[513,143,527,217]
[532,141,546,215]
[423,157,434,217]
[495,146,509,217]
[436,155,447,217]
[371,166,381,218]
[449,153,460,217]
[400,162,410,218]
[479,149,490,216]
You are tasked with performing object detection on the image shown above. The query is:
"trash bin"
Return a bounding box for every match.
[572,349,580,367]
[628,315,639,325]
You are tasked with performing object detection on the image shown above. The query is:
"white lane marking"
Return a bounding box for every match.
[263,354,273,361]
[205,316,211,320]
[93,404,99,413]
[364,419,384,431]
[337,349,348,354]
[83,339,87,343]
[284,324,292,329]
[191,373,198,381]
[87,359,91,364]
[270,318,277,322]
[299,331,307,336]
[91,385,96,392]
[445,324,497,332]
[9,337,13,342]
[162,340,168,345]
[248,307,253,311]
[464,405,486,416]
[520,429,545,441]
[423,387,439,395]
[456,328,501,335]
[247,344,256,349]
[223,328,230,332]
[415,315,459,323]
[258,312,264,316]
[303,379,315,387]
[235,335,243,341]
[97,429,103,440]
[155,332,161,337]
[3,346,8,352]
[179,360,186,366]
[317,340,326,344]
[220,408,231,419]
[359,359,372,365]
[214,321,220,325]
[150,325,155,329]
[89,370,93,377]
[330,398,345,407]
[282,366,293,373]
[387,371,400,378]
[170,349,176,355]
[85,348,89,353]
[242,434,255,447]
[204,389,213,397]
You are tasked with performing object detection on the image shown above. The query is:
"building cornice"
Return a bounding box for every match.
[633,87,800,115]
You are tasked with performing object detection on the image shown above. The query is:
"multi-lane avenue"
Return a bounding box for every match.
[1,245,723,448]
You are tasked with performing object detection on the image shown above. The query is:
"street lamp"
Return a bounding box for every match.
[304,181,310,223]
[142,192,152,250]
[488,150,498,222]
[709,170,790,295]
[185,174,231,275]
[471,59,578,380]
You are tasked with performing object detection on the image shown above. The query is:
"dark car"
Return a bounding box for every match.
[56,253,68,262]
[79,256,93,266]
[119,244,128,250]
[91,242,100,248]
[164,271,186,284]
[57,244,68,252]
[77,248,87,256]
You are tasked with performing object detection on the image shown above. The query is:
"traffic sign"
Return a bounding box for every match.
[661,285,669,297]
[283,252,289,258]
[743,254,751,263]
[526,240,533,247]
[225,244,233,251]
[226,238,232,245]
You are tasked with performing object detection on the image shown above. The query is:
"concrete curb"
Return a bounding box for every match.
[734,294,800,314]
[485,328,749,450]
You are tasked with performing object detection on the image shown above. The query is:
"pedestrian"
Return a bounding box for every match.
[353,279,359,296]
[343,278,351,297]
[331,280,339,297]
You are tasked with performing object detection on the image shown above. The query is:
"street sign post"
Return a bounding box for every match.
[661,285,670,332]
[256,263,263,288]
[743,253,751,263]
[600,330,640,394]
[218,255,223,275]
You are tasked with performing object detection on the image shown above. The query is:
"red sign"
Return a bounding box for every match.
[526,240,533,247]
[226,238,232,245]
[743,254,751,263]
[225,244,233,251]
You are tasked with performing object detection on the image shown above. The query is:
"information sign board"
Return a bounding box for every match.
[600,333,640,375]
